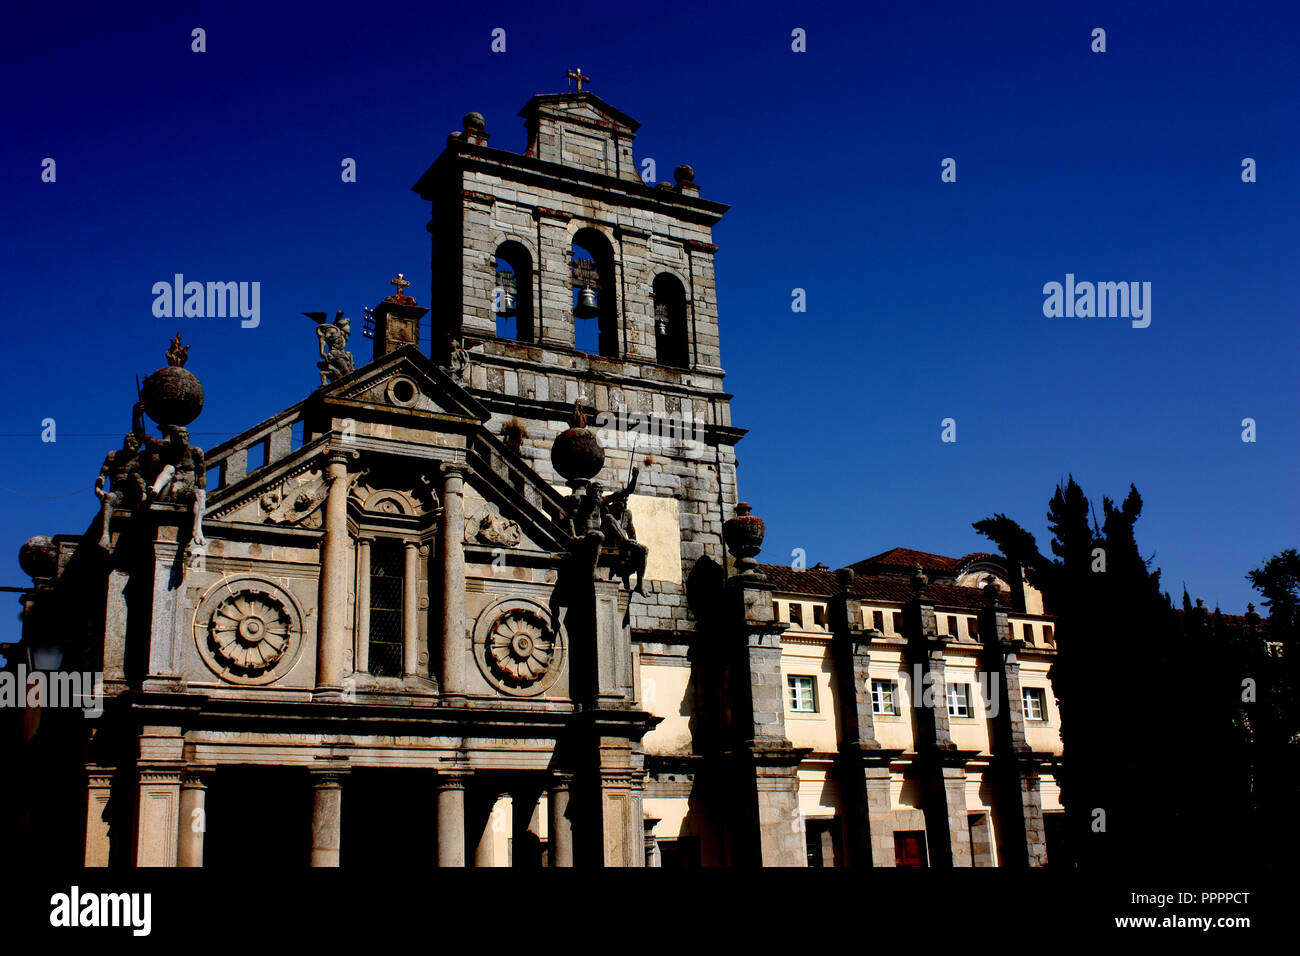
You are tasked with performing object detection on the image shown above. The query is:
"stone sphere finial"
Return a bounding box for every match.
[551,403,604,483]
[19,535,57,581]
[141,334,204,427]
[673,164,695,185]
[463,112,486,132]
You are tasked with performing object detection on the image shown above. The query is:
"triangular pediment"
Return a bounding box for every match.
[318,345,490,424]
[519,92,640,134]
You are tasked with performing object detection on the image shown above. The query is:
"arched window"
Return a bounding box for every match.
[570,228,618,358]
[652,273,689,368]
[493,241,534,343]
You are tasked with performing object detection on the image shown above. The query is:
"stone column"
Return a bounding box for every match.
[474,791,509,867]
[354,535,372,675]
[548,775,573,867]
[84,768,115,867]
[309,768,346,867]
[316,451,351,696]
[177,766,211,867]
[439,464,468,699]
[512,788,542,867]
[436,771,467,867]
[403,539,420,677]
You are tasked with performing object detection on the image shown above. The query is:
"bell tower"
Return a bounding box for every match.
[411,73,743,638]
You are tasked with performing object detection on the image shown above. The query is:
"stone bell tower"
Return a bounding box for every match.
[411,73,744,638]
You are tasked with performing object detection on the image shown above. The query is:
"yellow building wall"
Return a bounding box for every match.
[866,649,913,751]
[640,662,694,754]
[944,660,992,754]
[780,638,839,753]
[1018,658,1062,755]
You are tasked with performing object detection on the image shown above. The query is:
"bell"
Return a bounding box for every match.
[574,287,599,318]
[496,290,517,317]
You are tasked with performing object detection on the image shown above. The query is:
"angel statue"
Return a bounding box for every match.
[304,310,355,385]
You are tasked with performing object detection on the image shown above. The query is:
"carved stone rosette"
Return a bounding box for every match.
[472,598,565,697]
[192,575,306,685]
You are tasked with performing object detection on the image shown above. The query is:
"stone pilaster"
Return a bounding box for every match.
[722,570,808,867]
[354,535,372,675]
[177,766,211,867]
[134,726,183,866]
[904,574,973,867]
[402,539,420,677]
[309,767,346,867]
[439,464,468,700]
[436,770,468,867]
[592,579,633,706]
[978,589,1048,866]
[142,505,191,691]
[315,451,351,696]
[135,766,182,867]
[534,209,575,349]
[829,569,901,867]
[84,768,115,867]
[595,765,646,867]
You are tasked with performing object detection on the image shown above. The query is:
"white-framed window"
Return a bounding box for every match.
[1023,687,1047,722]
[947,682,971,718]
[787,675,817,712]
[871,679,899,715]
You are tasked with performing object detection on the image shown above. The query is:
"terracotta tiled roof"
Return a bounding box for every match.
[757,564,1007,611]
[849,547,963,574]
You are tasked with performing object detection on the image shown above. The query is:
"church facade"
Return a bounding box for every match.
[3,81,1061,867]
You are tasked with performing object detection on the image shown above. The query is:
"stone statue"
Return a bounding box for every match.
[559,465,647,594]
[305,310,355,385]
[137,416,207,546]
[93,432,148,550]
[446,334,469,383]
[599,467,647,595]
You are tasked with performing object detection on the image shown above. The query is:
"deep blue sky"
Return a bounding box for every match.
[1,0,1296,647]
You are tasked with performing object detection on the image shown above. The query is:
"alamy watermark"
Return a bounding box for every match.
[0,666,103,717]
[152,274,260,328]
[594,405,706,457]
[1042,273,1151,328]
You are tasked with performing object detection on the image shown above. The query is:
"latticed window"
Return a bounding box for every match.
[787,675,817,713]
[368,539,404,677]
[1023,687,1047,722]
[871,679,899,716]
[947,682,971,718]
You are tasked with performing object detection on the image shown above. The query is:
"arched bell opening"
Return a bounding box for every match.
[494,241,535,343]
[570,228,618,358]
[652,273,690,368]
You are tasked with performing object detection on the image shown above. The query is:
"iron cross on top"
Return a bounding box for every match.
[567,68,589,92]
[390,274,410,297]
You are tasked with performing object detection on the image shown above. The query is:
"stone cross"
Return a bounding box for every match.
[567,68,589,92]
[390,274,410,297]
